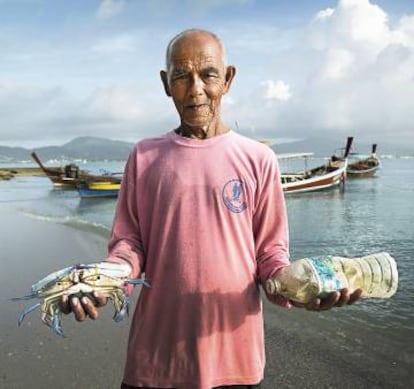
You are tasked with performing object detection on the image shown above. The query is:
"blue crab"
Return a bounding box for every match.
[13,262,149,337]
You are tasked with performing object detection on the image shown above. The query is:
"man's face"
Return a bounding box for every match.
[162,33,233,132]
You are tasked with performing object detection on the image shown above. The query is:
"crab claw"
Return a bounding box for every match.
[17,302,41,326]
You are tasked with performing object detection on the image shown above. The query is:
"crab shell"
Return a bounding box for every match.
[31,262,132,295]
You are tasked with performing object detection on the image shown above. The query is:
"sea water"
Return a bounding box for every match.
[0,160,126,234]
[1,157,413,358]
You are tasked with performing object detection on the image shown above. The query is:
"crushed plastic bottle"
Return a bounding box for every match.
[265,252,398,303]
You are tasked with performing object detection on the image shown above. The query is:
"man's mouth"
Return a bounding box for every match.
[186,104,208,110]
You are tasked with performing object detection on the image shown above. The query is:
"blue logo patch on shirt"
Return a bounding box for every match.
[222,179,247,213]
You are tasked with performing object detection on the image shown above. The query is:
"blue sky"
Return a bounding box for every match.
[0,0,413,151]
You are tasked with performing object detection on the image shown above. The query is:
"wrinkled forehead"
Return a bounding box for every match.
[167,33,225,71]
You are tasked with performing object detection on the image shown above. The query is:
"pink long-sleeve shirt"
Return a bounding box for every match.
[107,130,290,389]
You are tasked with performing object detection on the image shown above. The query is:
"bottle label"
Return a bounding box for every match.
[306,256,347,297]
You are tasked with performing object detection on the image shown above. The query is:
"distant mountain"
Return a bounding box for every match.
[271,137,345,157]
[0,136,135,162]
[0,145,29,162]
[0,135,411,163]
[270,136,413,157]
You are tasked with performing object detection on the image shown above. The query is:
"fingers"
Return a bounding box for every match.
[319,291,340,311]
[336,288,351,307]
[70,297,87,321]
[61,293,108,322]
[91,292,108,307]
[83,293,108,320]
[305,291,340,311]
[289,300,306,308]
[335,288,363,306]
[349,288,363,304]
[305,288,363,312]
[305,298,321,311]
[82,296,101,320]
[60,295,72,315]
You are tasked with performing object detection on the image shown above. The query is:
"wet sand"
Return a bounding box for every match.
[1,205,412,388]
[262,300,413,389]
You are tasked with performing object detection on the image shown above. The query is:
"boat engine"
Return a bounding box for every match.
[64,164,79,178]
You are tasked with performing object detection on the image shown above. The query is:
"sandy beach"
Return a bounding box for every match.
[1,204,412,389]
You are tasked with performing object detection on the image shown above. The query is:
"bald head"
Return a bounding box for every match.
[165,29,226,71]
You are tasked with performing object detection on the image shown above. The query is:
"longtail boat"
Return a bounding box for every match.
[31,151,122,189]
[279,137,352,194]
[347,143,380,178]
[77,180,121,199]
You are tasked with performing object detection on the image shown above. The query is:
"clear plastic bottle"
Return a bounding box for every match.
[265,252,398,303]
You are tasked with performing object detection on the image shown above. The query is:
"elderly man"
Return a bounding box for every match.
[62,28,361,389]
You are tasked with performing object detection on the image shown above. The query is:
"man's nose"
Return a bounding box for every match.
[188,75,204,97]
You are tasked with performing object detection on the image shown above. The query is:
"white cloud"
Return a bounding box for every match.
[314,7,335,22]
[0,82,148,145]
[96,0,125,20]
[319,48,355,80]
[393,15,414,47]
[261,80,292,101]
[339,0,390,46]
[88,86,142,121]
[310,0,391,55]
[92,34,138,53]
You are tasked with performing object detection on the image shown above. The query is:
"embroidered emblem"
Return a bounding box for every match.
[222,179,247,213]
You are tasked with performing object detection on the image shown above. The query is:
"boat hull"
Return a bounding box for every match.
[347,167,379,177]
[78,188,120,198]
[281,160,347,194]
[77,181,121,198]
[347,159,380,178]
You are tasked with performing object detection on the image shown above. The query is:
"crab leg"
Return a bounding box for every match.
[11,293,39,301]
[40,299,65,337]
[52,306,65,338]
[17,302,41,326]
[126,278,151,288]
[112,291,130,322]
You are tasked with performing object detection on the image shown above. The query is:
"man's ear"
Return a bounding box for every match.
[223,65,236,94]
[160,70,171,97]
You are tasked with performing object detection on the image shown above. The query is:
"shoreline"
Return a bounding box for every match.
[1,205,413,388]
[0,167,47,180]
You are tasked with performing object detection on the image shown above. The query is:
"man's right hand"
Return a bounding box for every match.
[60,293,108,321]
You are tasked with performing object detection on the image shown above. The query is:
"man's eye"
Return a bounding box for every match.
[172,73,188,81]
[204,73,218,79]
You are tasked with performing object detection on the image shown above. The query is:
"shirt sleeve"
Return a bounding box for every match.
[253,150,291,307]
[105,147,146,294]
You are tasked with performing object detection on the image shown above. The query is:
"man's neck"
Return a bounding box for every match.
[175,123,229,139]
